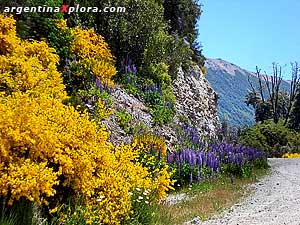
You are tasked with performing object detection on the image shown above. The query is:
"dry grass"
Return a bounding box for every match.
[153,169,268,225]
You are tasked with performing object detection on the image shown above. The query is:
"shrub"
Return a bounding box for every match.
[133,134,168,157]
[144,31,193,77]
[92,0,168,67]
[132,134,174,200]
[70,27,117,87]
[151,104,175,125]
[46,18,74,66]
[0,14,65,99]
[115,109,135,134]
[147,63,171,87]
[239,120,292,157]
[146,63,176,106]
[0,15,174,224]
[287,132,300,153]
[282,153,300,158]
[94,99,112,121]
[72,0,167,67]
[9,0,72,65]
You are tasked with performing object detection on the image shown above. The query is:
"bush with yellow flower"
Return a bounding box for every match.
[0,14,174,225]
[282,153,300,158]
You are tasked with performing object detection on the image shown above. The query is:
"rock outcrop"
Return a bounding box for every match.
[103,66,218,148]
[173,66,218,138]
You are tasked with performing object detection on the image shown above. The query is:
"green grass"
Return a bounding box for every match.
[152,168,269,225]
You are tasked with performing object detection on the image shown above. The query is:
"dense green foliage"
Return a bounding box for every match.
[163,0,205,66]
[68,0,205,75]
[239,120,300,157]
[289,88,300,130]
[8,0,205,126]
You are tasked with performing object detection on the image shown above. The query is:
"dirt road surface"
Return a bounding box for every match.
[189,158,300,225]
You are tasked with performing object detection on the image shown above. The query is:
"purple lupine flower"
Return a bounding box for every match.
[197,169,201,183]
[95,79,103,91]
[189,172,193,184]
[197,152,203,168]
[132,65,137,75]
[127,65,132,74]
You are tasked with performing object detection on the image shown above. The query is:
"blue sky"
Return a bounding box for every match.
[197,0,300,77]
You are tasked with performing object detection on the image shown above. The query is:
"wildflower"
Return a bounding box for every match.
[96,195,105,202]
[49,206,59,214]
[145,201,149,204]
[128,192,133,196]
[138,196,143,200]
[136,187,141,192]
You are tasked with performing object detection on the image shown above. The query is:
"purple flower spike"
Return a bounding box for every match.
[189,172,193,184]
[197,170,201,183]
[127,65,132,74]
[132,65,137,75]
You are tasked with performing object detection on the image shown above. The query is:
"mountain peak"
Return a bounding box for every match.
[205,58,250,76]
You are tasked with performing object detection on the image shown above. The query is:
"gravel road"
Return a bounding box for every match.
[188,158,300,225]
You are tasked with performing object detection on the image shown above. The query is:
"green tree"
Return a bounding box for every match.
[246,64,296,124]
[85,0,167,67]
[289,87,300,130]
[163,0,205,66]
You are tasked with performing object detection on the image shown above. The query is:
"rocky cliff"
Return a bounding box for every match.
[103,66,218,149]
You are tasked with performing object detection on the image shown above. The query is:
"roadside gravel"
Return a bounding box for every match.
[187,158,300,225]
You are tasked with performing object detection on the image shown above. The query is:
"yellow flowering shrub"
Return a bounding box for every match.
[0,92,157,224]
[282,153,300,158]
[71,27,117,87]
[94,99,112,120]
[132,134,175,200]
[54,19,68,30]
[133,134,168,156]
[0,14,174,224]
[0,159,59,205]
[0,14,66,99]
[0,14,20,55]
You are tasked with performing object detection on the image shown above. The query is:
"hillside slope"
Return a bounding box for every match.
[205,58,290,126]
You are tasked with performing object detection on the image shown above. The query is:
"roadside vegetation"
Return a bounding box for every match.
[0,0,274,224]
[241,63,300,158]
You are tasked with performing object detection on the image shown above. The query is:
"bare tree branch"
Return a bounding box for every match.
[256,66,265,103]
[284,62,300,125]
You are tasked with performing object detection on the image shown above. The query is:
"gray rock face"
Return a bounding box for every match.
[173,66,218,138]
[102,88,153,145]
[103,66,218,147]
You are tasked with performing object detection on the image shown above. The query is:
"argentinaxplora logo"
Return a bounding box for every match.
[2,4,126,14]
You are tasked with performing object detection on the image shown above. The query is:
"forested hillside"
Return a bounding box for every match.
[206,58,290,126]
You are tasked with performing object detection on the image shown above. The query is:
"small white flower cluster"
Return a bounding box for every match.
[96,195,105,202]
[130,188,151,204]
